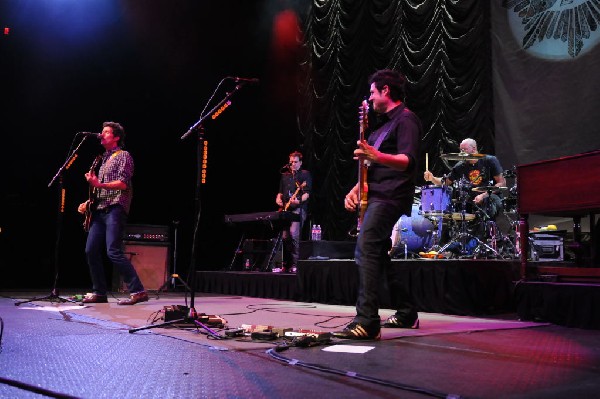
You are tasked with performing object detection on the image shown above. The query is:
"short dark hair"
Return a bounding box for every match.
[289,151,303,161]
[368,69,406,102]
[103,121,125,146]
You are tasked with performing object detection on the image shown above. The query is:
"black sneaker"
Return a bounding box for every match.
[332,322,381,340]
[382,315,420,329]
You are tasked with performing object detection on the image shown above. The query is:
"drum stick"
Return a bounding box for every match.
[425,153,429,171]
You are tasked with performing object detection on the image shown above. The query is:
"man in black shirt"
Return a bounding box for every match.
[275,151,312,273]
[335,69,422,340]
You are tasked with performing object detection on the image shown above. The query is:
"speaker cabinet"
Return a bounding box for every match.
[113,242,169,291]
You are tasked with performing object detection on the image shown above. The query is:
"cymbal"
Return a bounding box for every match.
[471,186,508,193]
[440,152,486,161]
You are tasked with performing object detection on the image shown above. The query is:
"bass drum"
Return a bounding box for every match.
[390,204,443,257]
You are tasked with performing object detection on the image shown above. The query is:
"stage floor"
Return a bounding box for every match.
[1,292,600,399]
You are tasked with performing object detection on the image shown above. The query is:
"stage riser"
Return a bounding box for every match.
[197,259,521,316]
[515,282,600,329]
[197,272,297,300]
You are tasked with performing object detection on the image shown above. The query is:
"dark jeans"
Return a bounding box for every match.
[85,205,145,296]
[282,208,306,267]
[354,200,417,327]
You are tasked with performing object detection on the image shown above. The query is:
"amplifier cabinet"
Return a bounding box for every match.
[124,224,170,243]
[530,232,564,261]
[113,241,170,291]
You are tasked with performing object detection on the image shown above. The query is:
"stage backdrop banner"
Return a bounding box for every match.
[491,0,600,169]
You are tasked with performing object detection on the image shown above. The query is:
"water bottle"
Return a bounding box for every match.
[244,258,251,270]
[316,224,322,241]
[311,224,317,241]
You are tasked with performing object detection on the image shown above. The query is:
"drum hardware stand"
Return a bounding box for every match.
[425,214,445,251]
[438,200,501,259]
[497,212,521,259]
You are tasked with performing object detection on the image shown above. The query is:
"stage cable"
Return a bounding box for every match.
[266,348,465,399]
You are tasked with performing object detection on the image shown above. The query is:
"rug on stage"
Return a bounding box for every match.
[6,294,547,348]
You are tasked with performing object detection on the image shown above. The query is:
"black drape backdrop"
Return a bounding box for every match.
[299,0,494,240]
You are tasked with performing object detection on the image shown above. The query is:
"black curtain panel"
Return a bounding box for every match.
[298,0,494,240]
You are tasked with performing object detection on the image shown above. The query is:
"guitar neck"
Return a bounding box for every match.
[357,100,369,228]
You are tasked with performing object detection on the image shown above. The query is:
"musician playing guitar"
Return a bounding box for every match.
[76,122,147,306]
[274,151,312,273]
[336,69,423,340]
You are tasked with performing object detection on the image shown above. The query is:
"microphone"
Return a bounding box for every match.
[230,77,259,85]
[79,132,101,138]
[280,163,291,172]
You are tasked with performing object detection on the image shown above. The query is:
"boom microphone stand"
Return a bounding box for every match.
[130,78,252,335]
[15,134,94,307]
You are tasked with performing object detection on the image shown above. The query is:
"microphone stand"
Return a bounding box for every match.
[15,136,94,306]
[130,81,249,336]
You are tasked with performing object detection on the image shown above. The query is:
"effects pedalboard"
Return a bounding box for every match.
[163,305,227,328]
[228,324,332,342]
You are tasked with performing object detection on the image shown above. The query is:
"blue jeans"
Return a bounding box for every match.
[354,200,417,327]
[85,205,145,296]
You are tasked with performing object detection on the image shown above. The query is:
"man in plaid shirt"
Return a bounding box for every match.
[77,121,148,305]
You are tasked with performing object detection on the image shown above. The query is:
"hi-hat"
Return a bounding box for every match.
[471,186,508,193]
[440,152,486,161]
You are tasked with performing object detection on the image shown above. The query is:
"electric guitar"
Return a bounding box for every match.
[357,99,369,232]
[83,155,102,232]
[282,181,307,212]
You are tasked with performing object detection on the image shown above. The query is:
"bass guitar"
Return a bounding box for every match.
[357,99,369,233]
[282,181,306,212]
[83,155,102,232]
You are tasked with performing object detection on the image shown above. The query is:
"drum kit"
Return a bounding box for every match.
[390,154,520,259]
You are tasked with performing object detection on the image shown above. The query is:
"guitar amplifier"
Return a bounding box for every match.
[124,224,170,243]
[112,224,170,291]
[113,241,170,291]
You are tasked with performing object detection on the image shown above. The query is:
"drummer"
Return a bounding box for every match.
[423,138,506,219]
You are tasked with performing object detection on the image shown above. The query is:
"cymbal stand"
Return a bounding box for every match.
[470,193,503,258]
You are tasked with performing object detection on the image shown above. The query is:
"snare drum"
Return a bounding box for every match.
[420,185,452,215]
[390,204,444,255]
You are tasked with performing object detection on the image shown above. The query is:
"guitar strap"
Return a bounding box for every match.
[371,107,409,151]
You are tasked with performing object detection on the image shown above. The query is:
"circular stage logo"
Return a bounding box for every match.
[504,0,600,59]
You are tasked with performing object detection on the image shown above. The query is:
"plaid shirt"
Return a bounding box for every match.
[95,147,134,214]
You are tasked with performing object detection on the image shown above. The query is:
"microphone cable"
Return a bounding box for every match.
[266,348,465,399]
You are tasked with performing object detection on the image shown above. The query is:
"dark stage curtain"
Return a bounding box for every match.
[298,0,494,240]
